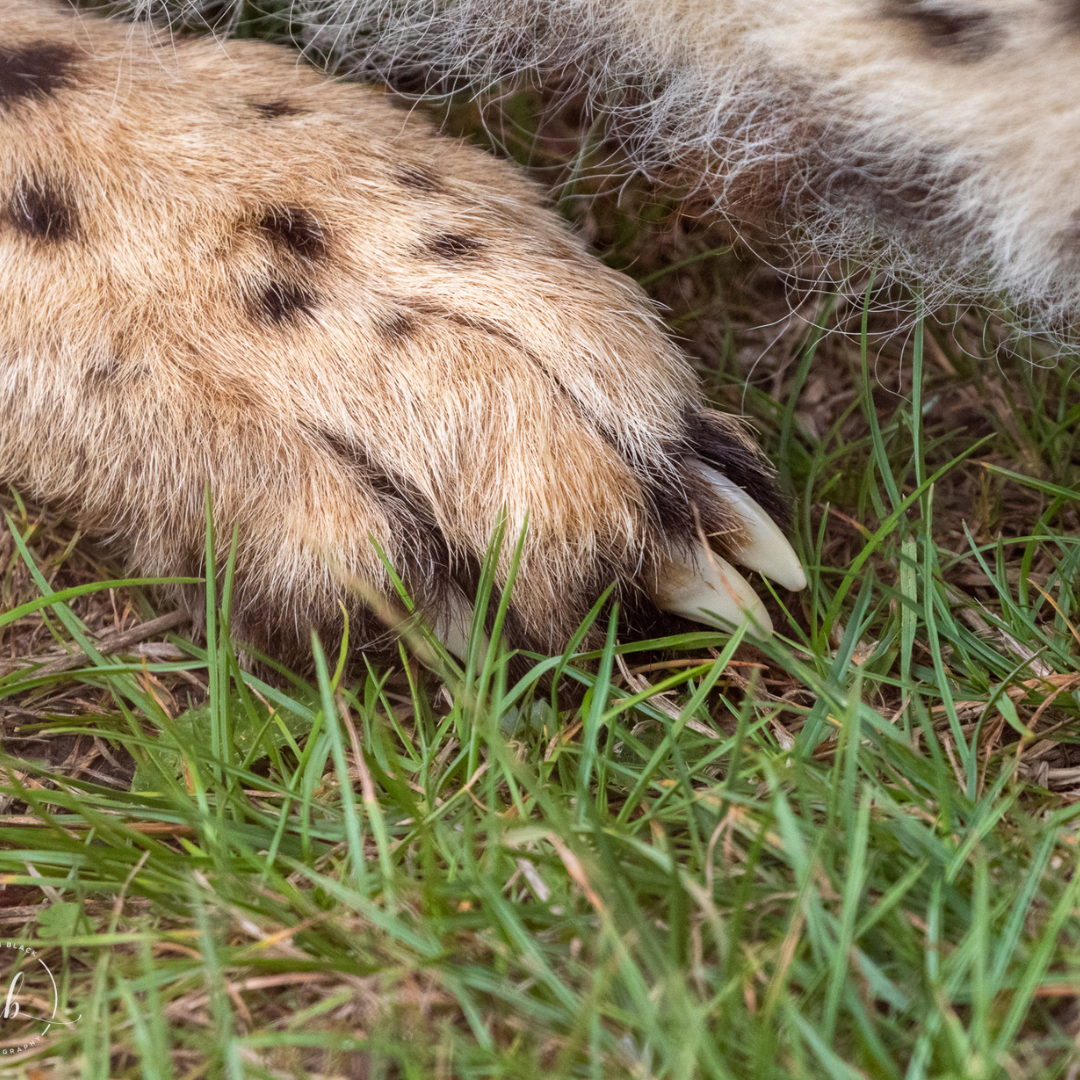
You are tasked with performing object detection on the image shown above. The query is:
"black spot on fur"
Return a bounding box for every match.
[0,43,76,107]
[427,233,484,260]
[85,349,149,387]
[685,412,789,526]
[83,354,119,387]
[252,99,303,118]
[396,166,444,195]
[883,0,997,58]
[377,310,418,343]
[5,177,78,242]
[1064,0,1080,30]
[412,303,529,354]
[258,206,328,262]
[253,280,318,324]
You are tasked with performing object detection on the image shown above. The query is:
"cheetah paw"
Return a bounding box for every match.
[0,4,806,664]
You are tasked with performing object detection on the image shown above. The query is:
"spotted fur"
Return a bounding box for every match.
[0,0,779,662]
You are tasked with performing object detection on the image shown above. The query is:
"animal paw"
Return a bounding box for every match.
[0,3,804,662]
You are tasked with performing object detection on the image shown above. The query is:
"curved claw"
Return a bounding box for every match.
[693,463,807,592]
[655,545,774,637]
[432,591,480,660]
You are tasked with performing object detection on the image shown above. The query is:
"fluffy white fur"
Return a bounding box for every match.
[132,0,1080,334]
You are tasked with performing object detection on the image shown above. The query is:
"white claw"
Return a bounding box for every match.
[655,545,774,637]
[693,463,807,592]
[433,592,483,660]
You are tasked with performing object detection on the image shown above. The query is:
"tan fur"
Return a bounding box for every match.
[0,0,777,660]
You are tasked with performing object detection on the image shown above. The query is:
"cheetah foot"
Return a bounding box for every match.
[0,2,806,665]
